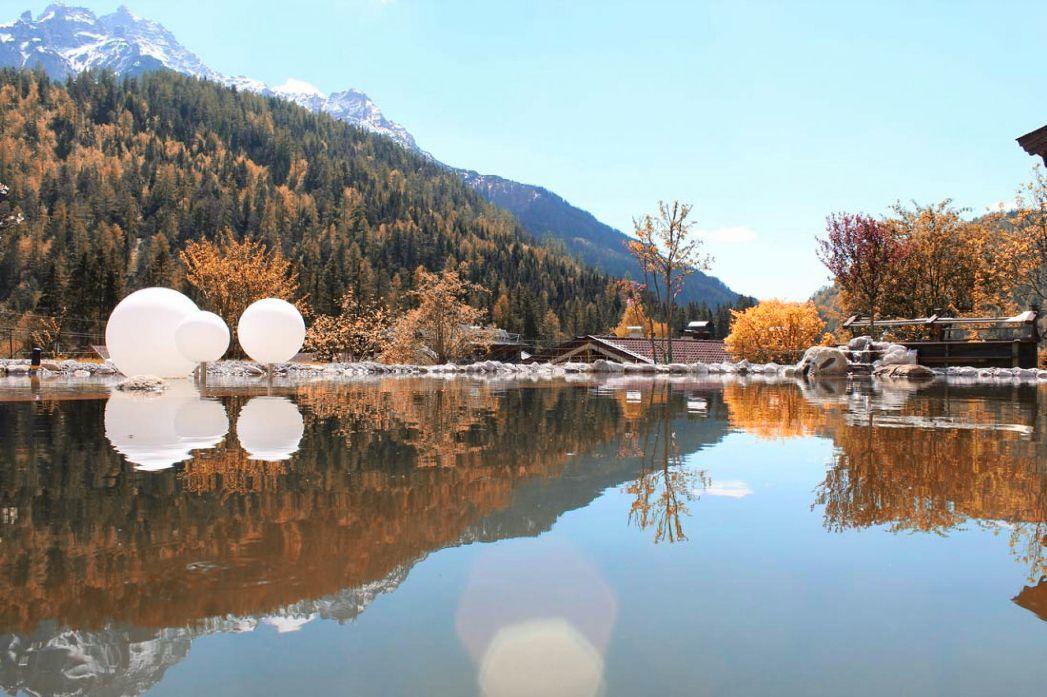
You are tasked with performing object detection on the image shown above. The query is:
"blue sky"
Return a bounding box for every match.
[38,0,1047,300]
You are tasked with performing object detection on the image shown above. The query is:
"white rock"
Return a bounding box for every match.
[797,346,850,376]
[116,375,166,392]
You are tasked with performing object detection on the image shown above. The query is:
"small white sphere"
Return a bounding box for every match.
[174,398,230,451]
[236,396,304,461]
[105,288,199,378]
[175,311,230,363]
[237,298,305,365]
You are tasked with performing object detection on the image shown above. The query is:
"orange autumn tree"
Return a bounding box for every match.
[305,289,390,361]
[880,201,1020,318]
[628,201,713,362]
[725,300,827,364]
[179,232,306,345]
[382,269,491,364]
[1008,166,1047,308]
[612,283,667,339]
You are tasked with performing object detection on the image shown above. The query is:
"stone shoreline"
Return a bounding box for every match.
[2,357,1046,383]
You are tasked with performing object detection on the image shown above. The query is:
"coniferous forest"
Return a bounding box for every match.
[0,68,632,350]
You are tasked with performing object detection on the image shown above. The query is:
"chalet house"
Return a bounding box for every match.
[1018,124,1047,165]
[532,335,729,365]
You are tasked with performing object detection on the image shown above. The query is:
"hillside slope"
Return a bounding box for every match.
[0,69,623,339]
[0,4,743,308]
[460,170,739,307]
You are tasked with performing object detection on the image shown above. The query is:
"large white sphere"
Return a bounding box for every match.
[104,383,228,471]
[106,288,199,378]
[237,298,305,365]
[175,311,230,363]
[236,396,304,461]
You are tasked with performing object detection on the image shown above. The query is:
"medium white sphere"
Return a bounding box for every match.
[105,288,199,378]
[175,311,230,363]
[236,396,304,461]
[237,298,305,365]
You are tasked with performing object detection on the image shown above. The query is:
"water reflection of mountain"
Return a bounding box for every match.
[0,379,730,697]
[0,567,409,697]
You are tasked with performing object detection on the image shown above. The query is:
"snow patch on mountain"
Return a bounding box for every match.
[0,4,416,148]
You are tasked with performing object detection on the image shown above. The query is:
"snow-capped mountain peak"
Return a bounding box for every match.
[0,4,417,149]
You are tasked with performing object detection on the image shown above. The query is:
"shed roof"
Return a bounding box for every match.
[1018,124,1047,164]
[602,336,729,364]
[536,335,729,364]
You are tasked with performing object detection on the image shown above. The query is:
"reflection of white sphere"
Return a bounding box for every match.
[237,298,305,364]
[237,396,304,461]
[479,619,604,697]
[105,383,228,471]
[175,311,230,363]
[105,288,199,377]
[174,397,230,451]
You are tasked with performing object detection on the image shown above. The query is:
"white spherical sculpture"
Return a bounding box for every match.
[237,298,305,365]
[175,311,230,363]
[236,396,304,461]
[106,288,199,378]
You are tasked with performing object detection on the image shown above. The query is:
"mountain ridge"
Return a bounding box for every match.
[0,3,742,307]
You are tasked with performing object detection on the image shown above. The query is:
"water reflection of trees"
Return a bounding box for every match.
[0,381,630,634]
[724,380,1047,583]
[620,384,709,543]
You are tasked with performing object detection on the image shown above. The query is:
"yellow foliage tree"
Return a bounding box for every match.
[381,269,491,365]
[179,232,306,348]
[612,300,667,338]
[725,300,825,363]
[881,201,1020,318]
[304,289,390,361]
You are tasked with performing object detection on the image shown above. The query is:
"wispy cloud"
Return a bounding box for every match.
[700,226,758,245]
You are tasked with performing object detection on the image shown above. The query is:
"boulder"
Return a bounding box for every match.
[873,364,935,381]
[797,346,850,376]
[116,375,166,392]
[874,343,917,367]
[73,369,90,378]
[624,362,657,374]
[847,335,874,351]
[591,359,624,373]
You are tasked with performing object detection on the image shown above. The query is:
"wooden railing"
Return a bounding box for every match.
[843,311,1040,368]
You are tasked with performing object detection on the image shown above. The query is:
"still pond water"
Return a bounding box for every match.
[0,375,1046,696]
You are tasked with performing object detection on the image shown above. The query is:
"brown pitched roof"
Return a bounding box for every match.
[600,336,729,364]
[1018,125,1047,164]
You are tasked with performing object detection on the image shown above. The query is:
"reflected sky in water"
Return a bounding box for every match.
[0,375,1045,696]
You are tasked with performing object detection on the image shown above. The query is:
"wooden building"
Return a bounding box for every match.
[531,335,729,365]
[844,311,1040,369]
[1018,124,1047,165]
